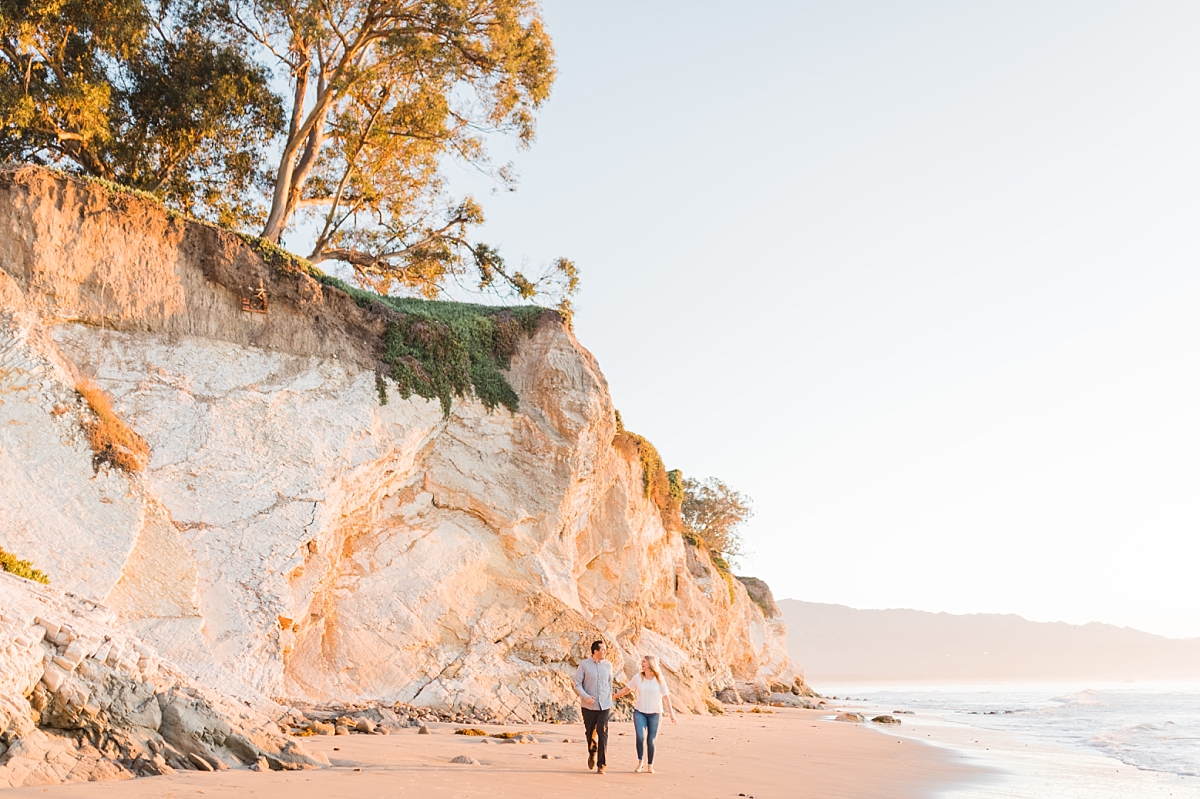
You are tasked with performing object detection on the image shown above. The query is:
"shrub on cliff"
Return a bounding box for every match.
[75,379,150,472]
[315,273,549,415]
[682,476,753,568]
[613,411,685,532]
[0,546,49,583]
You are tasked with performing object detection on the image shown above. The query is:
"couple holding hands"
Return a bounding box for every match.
[573,640,678,775]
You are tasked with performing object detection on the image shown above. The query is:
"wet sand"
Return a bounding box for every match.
[6,708,981,798]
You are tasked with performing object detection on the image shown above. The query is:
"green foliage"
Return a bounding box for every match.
[375,372,388,406]
[0,546,49,583]
[237,232,319,277]
[75,174,160,205]
[0,0,282,226]
[306,273,550,417]
[612,420,684,531]
[681,477,753,568]
[716,562,736,602]
[235,0,563,302]
[380,301,544,416]
[667,469,685,507]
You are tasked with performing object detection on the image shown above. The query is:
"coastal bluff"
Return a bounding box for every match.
[0,166,809,767]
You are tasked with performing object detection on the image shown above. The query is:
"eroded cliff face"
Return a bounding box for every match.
[0,167,806,724]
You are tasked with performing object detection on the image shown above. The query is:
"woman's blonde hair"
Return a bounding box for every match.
[642,655,665,687]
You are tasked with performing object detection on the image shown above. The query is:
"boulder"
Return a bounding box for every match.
[871,715,901,725]
[717,688,742,705]
[0,573,323,790]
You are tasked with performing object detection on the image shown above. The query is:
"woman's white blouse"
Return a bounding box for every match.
[629,674,670,715]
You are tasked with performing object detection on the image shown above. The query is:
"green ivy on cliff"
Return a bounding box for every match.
[231,234,549,415]
[0,546,49,584]
[316,274,547,415]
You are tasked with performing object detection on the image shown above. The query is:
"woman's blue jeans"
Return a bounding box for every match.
[633,710,660,764]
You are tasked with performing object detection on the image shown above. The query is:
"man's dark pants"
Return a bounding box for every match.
[581,707,610,768]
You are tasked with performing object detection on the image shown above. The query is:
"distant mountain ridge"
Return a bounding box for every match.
[780,599,1200,685]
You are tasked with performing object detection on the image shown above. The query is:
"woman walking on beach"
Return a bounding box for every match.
[614,655,677,773]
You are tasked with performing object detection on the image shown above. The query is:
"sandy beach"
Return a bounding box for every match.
[3,708,978,799]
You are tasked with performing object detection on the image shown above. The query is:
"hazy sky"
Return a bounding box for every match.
[403,2,1200,638]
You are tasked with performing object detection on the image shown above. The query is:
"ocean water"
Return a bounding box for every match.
[818,682,1200,798]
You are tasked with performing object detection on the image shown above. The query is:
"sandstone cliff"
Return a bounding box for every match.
[0,167,807,735]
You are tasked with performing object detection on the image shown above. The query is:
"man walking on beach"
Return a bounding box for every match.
[574,640,613,774]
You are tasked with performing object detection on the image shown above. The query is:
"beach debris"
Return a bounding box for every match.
[418,724,431,735]
[893,710,914,715]
[285,701,510,737]
[450,755,480,765]
[835,713,865,723]
[455,728,489,736]
[489,730,540,740]
[871,715,901,725]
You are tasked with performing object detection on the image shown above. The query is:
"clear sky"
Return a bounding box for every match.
[431,1,1200,638]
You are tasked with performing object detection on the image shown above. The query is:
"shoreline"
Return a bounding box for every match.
[818,683,1200,798]
[4,708,979,798]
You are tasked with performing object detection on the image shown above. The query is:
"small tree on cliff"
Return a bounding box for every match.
[681,476,753,567]
[218,0,576,309]
[0,0,282,226]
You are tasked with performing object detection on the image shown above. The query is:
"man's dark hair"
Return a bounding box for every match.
[590,640,604,653]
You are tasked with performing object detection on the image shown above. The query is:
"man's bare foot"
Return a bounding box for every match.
[588,751,595,770]
[597,766,606,774]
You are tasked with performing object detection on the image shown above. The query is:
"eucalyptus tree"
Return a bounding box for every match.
[0,0,282,225]
[224,0,572,302]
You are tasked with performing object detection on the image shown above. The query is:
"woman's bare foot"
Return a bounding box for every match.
[635,761,644,773]
[647,764,655,773]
